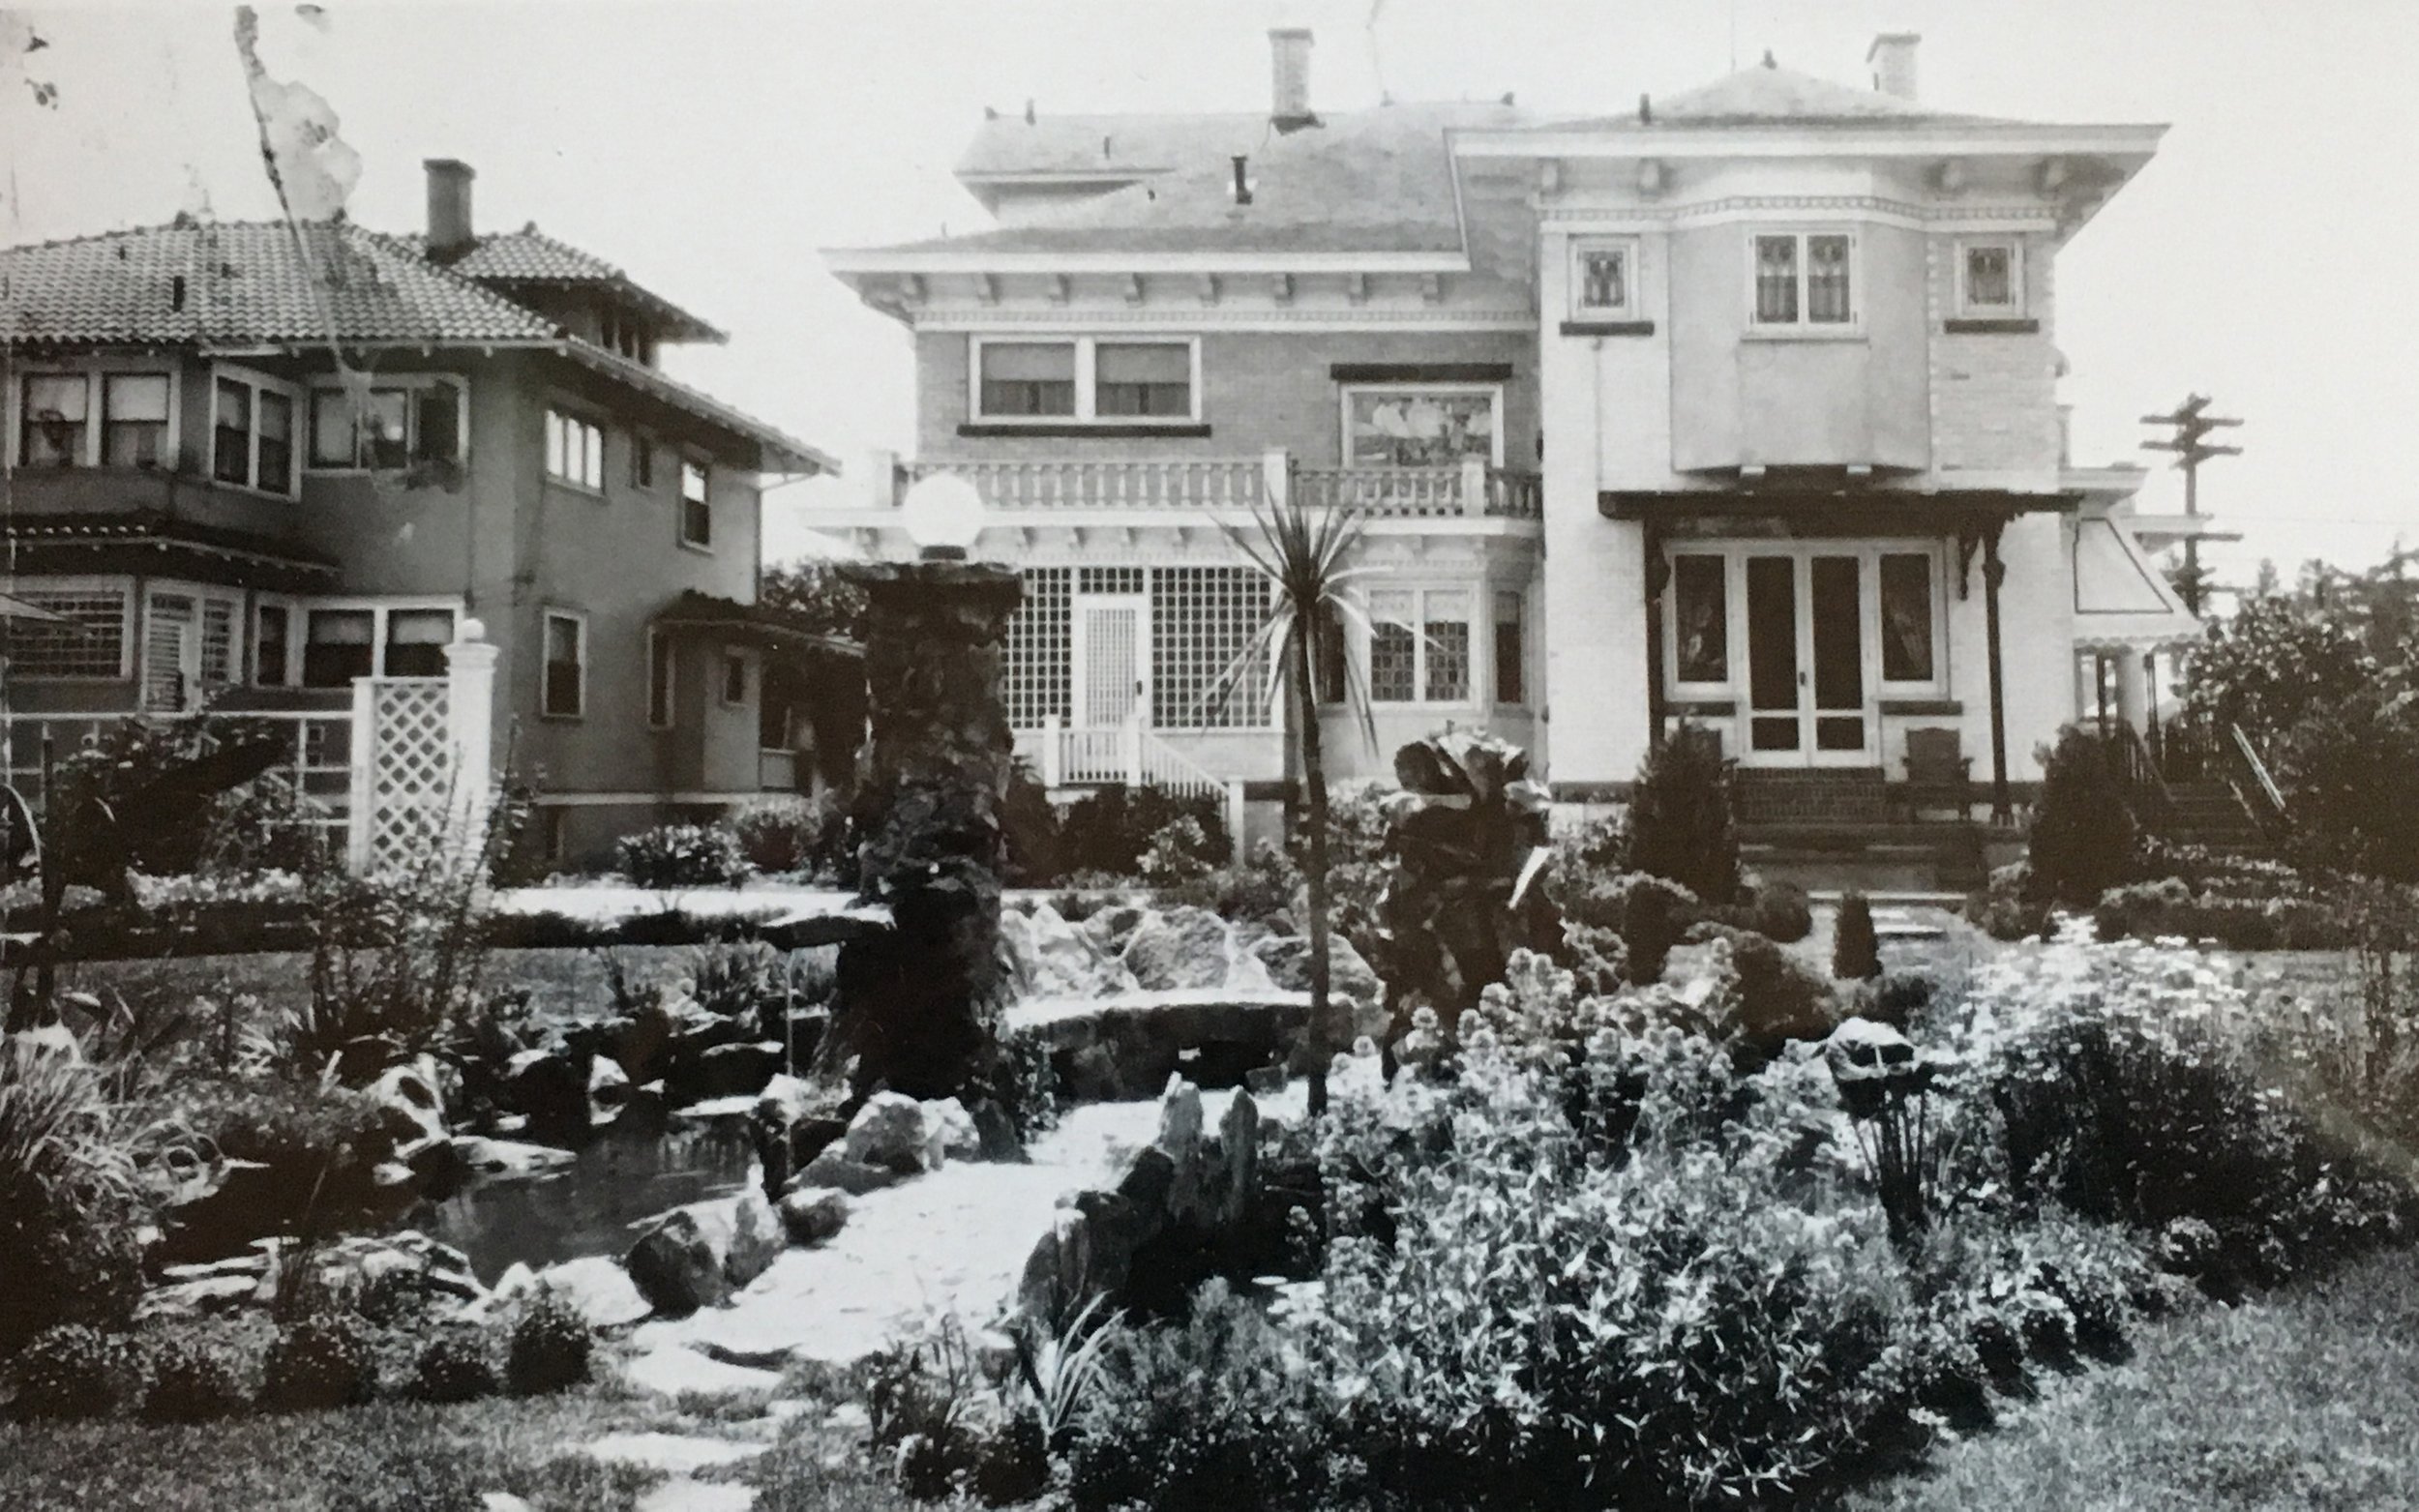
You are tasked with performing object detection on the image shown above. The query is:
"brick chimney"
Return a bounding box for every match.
[1867,33,1919,101]
[1269,28,1315,129]
[424,158,475,258]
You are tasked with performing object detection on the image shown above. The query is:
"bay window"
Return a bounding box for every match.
[213,371,298,494]
[310,376,463,470]
[1751,231,1857,328]
[1368,587,1474,705]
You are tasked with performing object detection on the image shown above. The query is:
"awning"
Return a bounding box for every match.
[650,589,862,662]
[1,514,341,594]
[2072,514,2205,651]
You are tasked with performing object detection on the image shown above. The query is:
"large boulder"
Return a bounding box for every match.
[778,1188,850,1247]
[624,1210,730,1316]
[843,1091,942,1174]
[714,1189,786,1289]
[788,1151,903,1197]
[1012,995,1309,1102]
[1077,904,1151,957]
[1000,903,1142,1000]
[1249,931,1385,1010]
[668,1042,785,1105]
[1122,906,1272,993]
[505,1046,591,1141]
[367,1056,458,1179]
[921,1098,982,1163]
[1216,1090,1260,1227]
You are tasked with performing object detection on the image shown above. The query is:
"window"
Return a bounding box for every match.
[970,337,1201,424]
[254,603,293,686]
[1570,238,1636,317]
[1751,231,1856,327]
[1959,239,2020,315]
[1366,587,1475,705]
[546,409,606,490]
[1313,603,1348,705]
[1150,567,1269,728]
[646,632,675,728]
[1493,590,1525,705]
[18,374,90,466]
[1879,553,1937,683]
[199,598,238,686]
[101,374,170,467]
[722,651,748,706]
[2,587,128,678]
[978,341,1077,418]
[309,377,462,469]
[543,612,585,718]
[680,460,711,548]
[303,609,375,688]
[1341,386,1502,467]
[631,434,655,490]
[384,608,455,677]
[1005,568,1072,727]
[1094,343,1191,417]
[1671,555,1729,683]
[213,372,297,494]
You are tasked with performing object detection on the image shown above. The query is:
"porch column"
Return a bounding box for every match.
[2113,649,2149,733]
[1642,520,1668,749]
[443,619,500,874]
[1983,526,2013,824]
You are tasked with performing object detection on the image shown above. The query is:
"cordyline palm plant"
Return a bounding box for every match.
[1209,484,1377,1117]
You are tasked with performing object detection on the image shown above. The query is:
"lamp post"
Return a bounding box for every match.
[821,476,1023,1099]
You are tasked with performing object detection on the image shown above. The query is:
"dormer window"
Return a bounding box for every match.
[1570,238,1637,318]
[1751,231,1857,328]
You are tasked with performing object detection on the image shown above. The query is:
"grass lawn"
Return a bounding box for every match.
[1847,1244,2419,1511]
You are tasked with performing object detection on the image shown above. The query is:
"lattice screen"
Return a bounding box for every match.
[200,599,237,685]
[1078,566,1146,596]
[1006,568,1071,727]
[1151,566,1269,728]
[364,678,454,873]
[3,589,127,678]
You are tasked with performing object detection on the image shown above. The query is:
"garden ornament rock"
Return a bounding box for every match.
[625,1210,732,1316]
[778,1187,851,1246]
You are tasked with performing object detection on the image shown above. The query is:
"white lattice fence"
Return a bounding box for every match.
[348,677,453,875]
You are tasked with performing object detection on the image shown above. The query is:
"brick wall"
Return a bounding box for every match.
[1926,231,2061,483]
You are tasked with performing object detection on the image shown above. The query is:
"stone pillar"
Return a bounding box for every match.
[824,561,1022,1100]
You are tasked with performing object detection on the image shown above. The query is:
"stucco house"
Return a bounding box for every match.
[817,31,2208,884]
[1,160,851,867]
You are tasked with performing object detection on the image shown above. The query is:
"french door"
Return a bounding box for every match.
[1073,593,1149,728]
[1741,552,1871,765]
[142,592,197,713]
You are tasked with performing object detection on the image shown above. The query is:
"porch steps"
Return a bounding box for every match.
[1740,820,1989,895]
[2158,780,2271,856]
[1732,769,1893,826]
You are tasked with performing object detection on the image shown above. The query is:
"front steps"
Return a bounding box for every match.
[1730,769,1994,893]
[2159,780,2271,856]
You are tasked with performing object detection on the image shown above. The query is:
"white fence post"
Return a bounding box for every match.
[1261,446,1291,511]
[867,447,900,509]
[1224,778,1246,853]
[1124,713,1144,786]
[1459,455,1488,516]
[444,617,500,874]
[344,676,376,875]
[1041,711,1064,786]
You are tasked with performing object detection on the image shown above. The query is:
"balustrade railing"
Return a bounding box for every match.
[894,456,1544,520]
[0,709,356,845]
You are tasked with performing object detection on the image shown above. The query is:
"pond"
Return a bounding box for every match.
[412,1101,757,1282]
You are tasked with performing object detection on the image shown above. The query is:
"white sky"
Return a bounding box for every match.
[7,0,2416,586]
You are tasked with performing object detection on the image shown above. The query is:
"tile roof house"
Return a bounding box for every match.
[813,28,2213,889]
[1,161,849,868]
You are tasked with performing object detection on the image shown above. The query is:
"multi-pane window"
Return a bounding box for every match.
[298,604,454,686]
[978,342,1077,418]
[384,608,455,677]
[1879,553,1937,683]
[310,378,462,469]
[255,603,293,686]
[2,588,127,678]
[213,374,296,494]
[18,374,90,466]
[1493,590,1525,705]
[1570,239,1635,317]
[545,409,606,490]
[1368,590,1418,704]
[1422,590,1472,703]
[1960,240,2019,314]
[646,633,675,727]
[1006,568,1072,727]
[1150,567,1269,728]
[303,609,375,688]
[680,460,712,548]
[1752,232,1855,326]
[199,598,238,686]
[1094,343,1192,417]
[102,374,170,467]
[1671,554,1729,683]
[543,612,586,718]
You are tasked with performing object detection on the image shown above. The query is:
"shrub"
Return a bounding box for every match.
[1001,757,1063,887]
[1857,968,1938,1029]
[2093,876,2348,951]
[261,1311,376,1412]
[1164,839,1300,926]
[1695,924,1839,1050]
[681,938,786,1029]
[504,1287,594,1396]
[1834,889,1883,979]
[1617,873,1701,985]
[1621,722,1741,905]
[2026,726,2138,908]
[1717,877,1814,943]
[729,795,851,880]
[411,1325,499,1404]
[1966,860,2047,941]
[862,1315,1000,1499]
[1059,785,1229,879]
[615,823,752,889]
[140,1336,253,1423]
[9,1323,141,1421]
[0,1037,151,1353]
[1136,814,1220,886]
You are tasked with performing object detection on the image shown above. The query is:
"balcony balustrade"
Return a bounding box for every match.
[886,451,1541,520]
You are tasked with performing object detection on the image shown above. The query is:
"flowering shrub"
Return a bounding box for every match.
[1135,815,1219,885]
[127,868,312,910]
[615,823,752,889]
[8,1323,143,1421]
[728,794,851,880]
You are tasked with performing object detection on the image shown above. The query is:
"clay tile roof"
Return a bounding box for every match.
[1,220,560,345]
[428,224,726,342]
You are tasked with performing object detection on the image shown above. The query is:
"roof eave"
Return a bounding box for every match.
[1449,121,2169,161]
[553,341,838,476]
[821,248,1473,275]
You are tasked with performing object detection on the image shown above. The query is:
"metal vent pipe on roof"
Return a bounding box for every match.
[1231,155,1252,206]
[1867,32,1920,101]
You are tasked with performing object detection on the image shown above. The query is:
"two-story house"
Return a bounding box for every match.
[1,160,852,867]
[820,31,2207,879]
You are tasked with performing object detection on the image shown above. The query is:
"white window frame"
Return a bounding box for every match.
[0,575,135,680]
[10,365,181,470]
[967,334,1204,426]
[545,406,607,493]
[721,649,749,707]
[1746,228,1862,334]
[208,365,302,498]
[1956,236,2025,318]
[254,594,300,687]
[645,629,676,729]
[1338,383,1507,468]
[1490,587,1528,707]
[1365,583,1479,708]
[541,608,588,721]
[304,373,468,473]
[678,458,713,550]
[1568,236,1640,320]
[1872,547,1948,693]
[139,582,247,709]
[1657,543,1947,700]
[293,596,464,688]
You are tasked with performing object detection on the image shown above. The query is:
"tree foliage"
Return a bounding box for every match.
[1620,722,1741,906]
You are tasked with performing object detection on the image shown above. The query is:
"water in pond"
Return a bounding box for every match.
[413,1102,757,1282]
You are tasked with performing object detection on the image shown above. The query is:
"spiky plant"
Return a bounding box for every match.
[1210,482,1376,1117]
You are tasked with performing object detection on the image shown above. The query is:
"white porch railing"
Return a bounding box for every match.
[1,709,356,849]
[889,451,1543,520]
[1028,713,1228,802]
